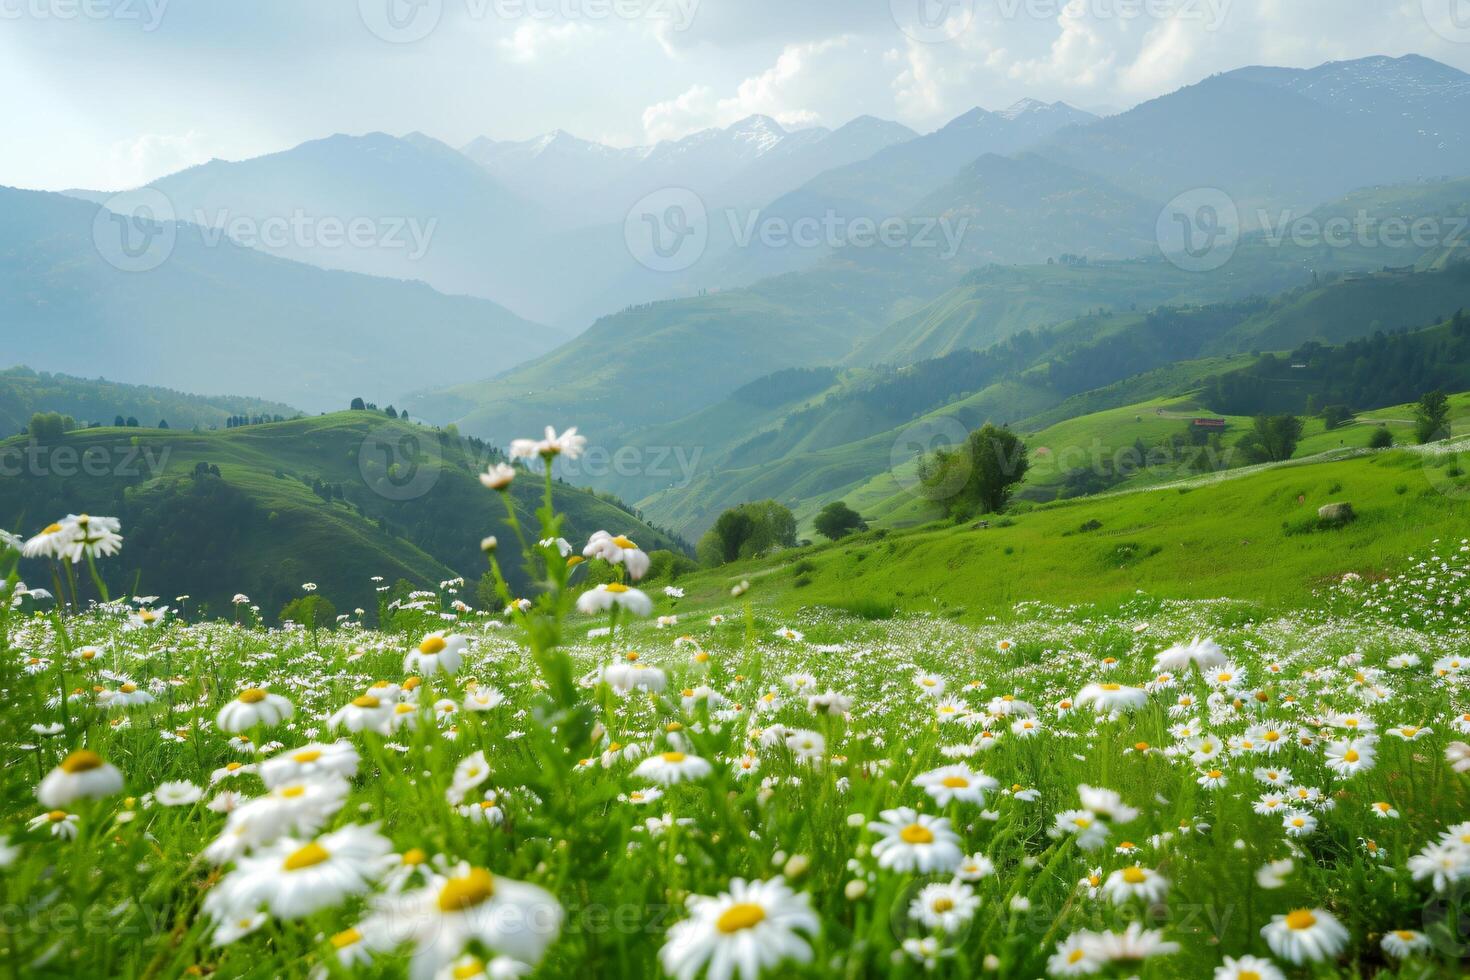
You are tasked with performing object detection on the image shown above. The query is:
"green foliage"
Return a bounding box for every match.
[1414,389,1452,444]
[643,549,698,582]
[0,413,684,621]
[1369,426,1394,448]
[0,366,298,437]
[699,500,797,566]
[1240,414,1304,463]
[279,593,338,630]
[1320,404,1354,430]
[920,423,1029,518]
[813,500,867,541]
[25,411,70,442]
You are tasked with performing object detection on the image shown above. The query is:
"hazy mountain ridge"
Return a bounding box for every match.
[0,186,558,412]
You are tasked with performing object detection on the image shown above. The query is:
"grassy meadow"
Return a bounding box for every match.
[3,432,1470,979]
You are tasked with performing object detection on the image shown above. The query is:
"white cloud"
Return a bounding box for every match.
[497,21,595,64]
[107,132,214,189]
[641,37,848,141]
[1117,15,1203,96]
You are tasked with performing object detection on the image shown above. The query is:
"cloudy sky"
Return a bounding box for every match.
[5,0,1470,190]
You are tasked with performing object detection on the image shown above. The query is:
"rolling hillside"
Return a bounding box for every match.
[0,411,682,620]
[0,366,299,435]
[620,261,1470,538]
[662,434,1470,620]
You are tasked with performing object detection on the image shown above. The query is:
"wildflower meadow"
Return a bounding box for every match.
[3,430,1469,980]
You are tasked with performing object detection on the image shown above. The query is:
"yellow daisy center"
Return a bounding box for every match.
[438,868,496,912]
[283,842,330,871]
[1284,909,1316,931]
[900,823,934,844]
[238,688,268,704]
[60,749,105,774]
[419,636,447,655]
[715,903,766,933]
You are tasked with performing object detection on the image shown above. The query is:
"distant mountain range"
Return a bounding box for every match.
[462,114,917,224]
[0,187,558,412]
[1040,55,1470,213]
[10,53,1470,435]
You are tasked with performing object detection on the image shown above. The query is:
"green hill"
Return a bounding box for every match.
[620,262,1470,538]
[850,182,1470,367]
[658,435,1470,621]
[0,365,300,436]
[0,411,683,620]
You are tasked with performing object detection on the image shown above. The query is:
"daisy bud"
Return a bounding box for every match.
[480,536,498,553]
[983,955,1000,971]
[783,854,810,878]
[844,879,867,900]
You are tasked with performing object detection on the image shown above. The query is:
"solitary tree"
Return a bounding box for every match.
[697,500,797,565]
[1320,405,1353,430]
[1414,390,1452,444]
[814,500,867,540]
[350,397,366,411]
[1242,414,1303,463]
[27,412,66,443]
[920,423,1029,517]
